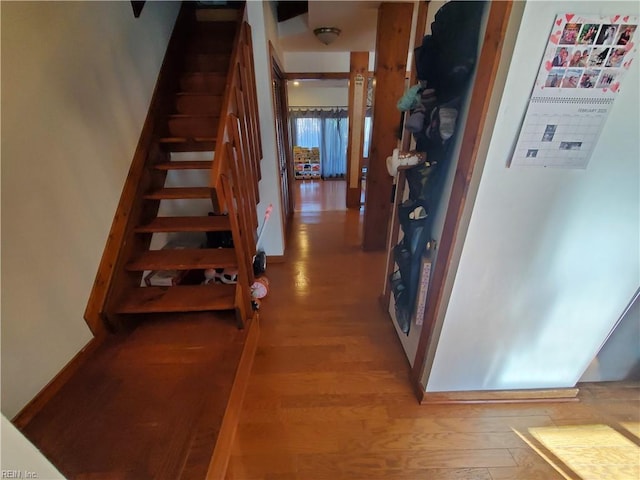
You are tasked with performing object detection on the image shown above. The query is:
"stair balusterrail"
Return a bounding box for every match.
[84,3,262,334]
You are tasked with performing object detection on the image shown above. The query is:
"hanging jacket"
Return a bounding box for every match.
[414,1,486,100]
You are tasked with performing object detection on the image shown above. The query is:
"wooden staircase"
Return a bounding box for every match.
[85,2,262,333]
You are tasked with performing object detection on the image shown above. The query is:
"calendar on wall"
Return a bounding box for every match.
[510,13,638,168]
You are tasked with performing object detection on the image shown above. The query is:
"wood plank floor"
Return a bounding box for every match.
[21,311,247,480]
[17,180,640,479]
[228,180,640,480]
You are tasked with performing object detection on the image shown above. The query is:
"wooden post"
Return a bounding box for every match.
[362,2,414,251]
[346,52,369,209]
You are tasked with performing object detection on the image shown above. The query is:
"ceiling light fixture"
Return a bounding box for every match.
[313,27,341,46]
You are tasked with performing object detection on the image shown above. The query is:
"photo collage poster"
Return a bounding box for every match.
[537,13,637,93]
[510,13,638,168]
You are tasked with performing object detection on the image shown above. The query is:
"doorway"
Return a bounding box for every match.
[287,76,373,211]
[270,45,294,233]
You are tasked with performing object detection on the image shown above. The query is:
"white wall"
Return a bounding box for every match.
[284,51,351,72]
[580,290,640,382]
[288,86,348,107]
[1,1,180,418]
[246,1,286,255]
[284,51,377,73]
[426,0,640,392]
[1,414,64,479]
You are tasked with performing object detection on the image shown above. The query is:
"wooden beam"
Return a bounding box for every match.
[411,1,514,397]
[346,52,369,209]
[362,2,414,251]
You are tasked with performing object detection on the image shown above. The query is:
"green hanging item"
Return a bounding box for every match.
[396,83,422,112]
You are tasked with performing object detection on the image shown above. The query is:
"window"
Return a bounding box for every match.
[290,109,349,179]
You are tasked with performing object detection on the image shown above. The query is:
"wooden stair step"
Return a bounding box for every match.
[184,53,231,72]
[174,93,223,115]
[153,160,213,170]
[144,187,212,200]
[185,41,234,55]
[115,284,236,314]
[135,215,231,233]
[126,248,237,271]
[158,137,216,152]
[184,28,235,54]
[179,73,226,94]
[166,114,219,138]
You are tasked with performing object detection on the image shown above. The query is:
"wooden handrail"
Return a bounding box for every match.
[208,11,246,212]
[208,18,262,325]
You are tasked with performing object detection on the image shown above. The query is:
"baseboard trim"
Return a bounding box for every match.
[420,387,580,405]
[12,336,103,429]
[267,254,286,264]
[206,314,260,479]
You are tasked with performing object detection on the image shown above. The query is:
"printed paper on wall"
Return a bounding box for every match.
[510,13,638,168]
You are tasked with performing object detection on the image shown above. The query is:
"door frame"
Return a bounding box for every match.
[268,43,295,236]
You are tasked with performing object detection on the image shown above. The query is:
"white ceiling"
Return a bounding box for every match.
[277,1,383,52]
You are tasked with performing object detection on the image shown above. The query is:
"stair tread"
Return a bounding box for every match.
[186,52,231,58]
[183,53,231,72]
[153,160,213,170]
[179,73,227,94]
[135,216,231,233]
[127,248,237,271]
[157,138,217,152]
[116,284,236,314]
[167,113,220,119]
[144,187,212,200]
[158,137,217,142]
[175,92,223,97]
[180,72,227,79]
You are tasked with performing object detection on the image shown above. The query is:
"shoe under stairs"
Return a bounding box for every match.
[96,3,261,331]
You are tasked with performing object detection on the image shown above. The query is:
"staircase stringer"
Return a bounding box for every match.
[83,4,195,335]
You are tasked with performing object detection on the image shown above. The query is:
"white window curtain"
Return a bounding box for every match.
[289,108,374,178]
[290,108,349,179]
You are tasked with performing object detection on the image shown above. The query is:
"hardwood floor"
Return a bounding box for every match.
[294,179,349,212]
[228,180,640,480]
[18,180,639,479]
[21,311,247,480]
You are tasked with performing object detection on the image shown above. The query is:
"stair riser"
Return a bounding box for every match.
[184,54,230,73]
[175,95,222,115]
[126,250,237,271]
[179,74,226,94]
[115,284,236,314]
[185,37,234,54]
[166,117,219,138]
[159,141,216,153]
